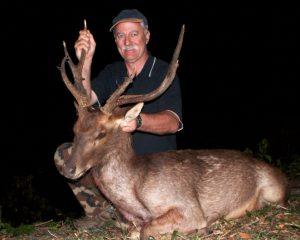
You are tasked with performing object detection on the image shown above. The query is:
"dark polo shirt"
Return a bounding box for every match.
[91,54,182,155]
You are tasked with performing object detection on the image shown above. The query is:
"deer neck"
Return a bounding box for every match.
[95,130,135,174]
[91,131,137,197]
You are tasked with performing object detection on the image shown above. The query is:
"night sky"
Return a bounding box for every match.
[2,4,299,224]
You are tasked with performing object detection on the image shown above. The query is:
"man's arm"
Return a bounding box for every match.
[121,74,183,134]
[74,29,98,105]
[121,110,180,134]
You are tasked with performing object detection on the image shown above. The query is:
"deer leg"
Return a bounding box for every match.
[140,208,208,240]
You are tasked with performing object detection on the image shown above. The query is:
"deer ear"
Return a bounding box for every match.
[123,103,144,123]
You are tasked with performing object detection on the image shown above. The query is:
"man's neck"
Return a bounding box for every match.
[125,53,149,76]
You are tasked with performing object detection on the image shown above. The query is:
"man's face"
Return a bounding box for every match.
[114,22,150,64]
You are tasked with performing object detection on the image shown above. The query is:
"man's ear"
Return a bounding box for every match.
[123,102,144,124]
[145,30,150,44]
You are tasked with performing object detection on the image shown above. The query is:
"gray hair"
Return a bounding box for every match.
[113,21,149,36]
[140,21,148,30]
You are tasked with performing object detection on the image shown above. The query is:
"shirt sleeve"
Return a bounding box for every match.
[155,74,183,128]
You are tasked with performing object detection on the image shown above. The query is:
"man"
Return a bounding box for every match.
[54,9,183,229]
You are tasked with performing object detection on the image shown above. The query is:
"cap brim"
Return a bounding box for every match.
[109,18,143,32]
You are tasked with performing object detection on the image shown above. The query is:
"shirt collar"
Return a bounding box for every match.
[121,52,155,79]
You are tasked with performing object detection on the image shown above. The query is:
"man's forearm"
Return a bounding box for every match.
[81,63,98,105]
[139,111,181,135]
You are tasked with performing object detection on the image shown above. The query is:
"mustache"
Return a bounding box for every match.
[123,45,138,51]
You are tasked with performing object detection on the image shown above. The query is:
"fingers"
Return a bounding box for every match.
[79,29,91,42]
[75,30,90,53]
[121,119,138,133]
[74,30,96,59]
[88,30,96,46]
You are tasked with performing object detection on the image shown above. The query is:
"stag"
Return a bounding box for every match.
[57,24,288,239]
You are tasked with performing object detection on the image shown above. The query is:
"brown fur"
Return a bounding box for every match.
[60,107,288,239]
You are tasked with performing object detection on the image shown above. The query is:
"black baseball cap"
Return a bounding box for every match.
[109,9,148,32]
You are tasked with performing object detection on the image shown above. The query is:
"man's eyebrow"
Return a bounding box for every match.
[115,30,139,35]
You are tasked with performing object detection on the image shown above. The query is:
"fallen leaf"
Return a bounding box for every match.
[239,232,251,239]
[276,213,285,219]
[278,223,285,229]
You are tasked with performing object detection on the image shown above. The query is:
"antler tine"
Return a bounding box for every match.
[116,24,185,106]
[59,20,90,108]
[75,19,88,93]
[60,50,81,102]
[100,73,135,114]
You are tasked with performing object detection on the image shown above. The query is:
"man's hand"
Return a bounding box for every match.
[120,118,138,133]
[73,27,97,105]
[74,29,96,62]
[120,111,181,135]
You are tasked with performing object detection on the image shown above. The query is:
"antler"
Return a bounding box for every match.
[59,20,90,108]
[100,73,135,114]
[101,24,185,114]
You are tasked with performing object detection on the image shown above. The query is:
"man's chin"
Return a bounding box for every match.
[124,57,138,63]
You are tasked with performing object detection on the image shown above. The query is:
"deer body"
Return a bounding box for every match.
[60,107,287,237]
[58,25,288,238]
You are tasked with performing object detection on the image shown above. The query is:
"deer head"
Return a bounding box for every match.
[59,24,185,179]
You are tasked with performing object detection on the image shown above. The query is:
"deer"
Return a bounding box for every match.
[57,24,288,239]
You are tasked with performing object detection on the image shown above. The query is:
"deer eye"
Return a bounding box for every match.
[95,131,106,140]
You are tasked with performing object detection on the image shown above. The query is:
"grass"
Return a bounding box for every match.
[1,138,299,239]
[1,197,299,240]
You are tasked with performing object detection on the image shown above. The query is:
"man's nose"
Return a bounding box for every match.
[125,36,131,45]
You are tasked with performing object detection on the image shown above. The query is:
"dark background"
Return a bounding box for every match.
[2,4,299,225]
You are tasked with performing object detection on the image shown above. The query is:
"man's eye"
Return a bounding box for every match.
[116,34,124,39]
[131,32,138,37]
